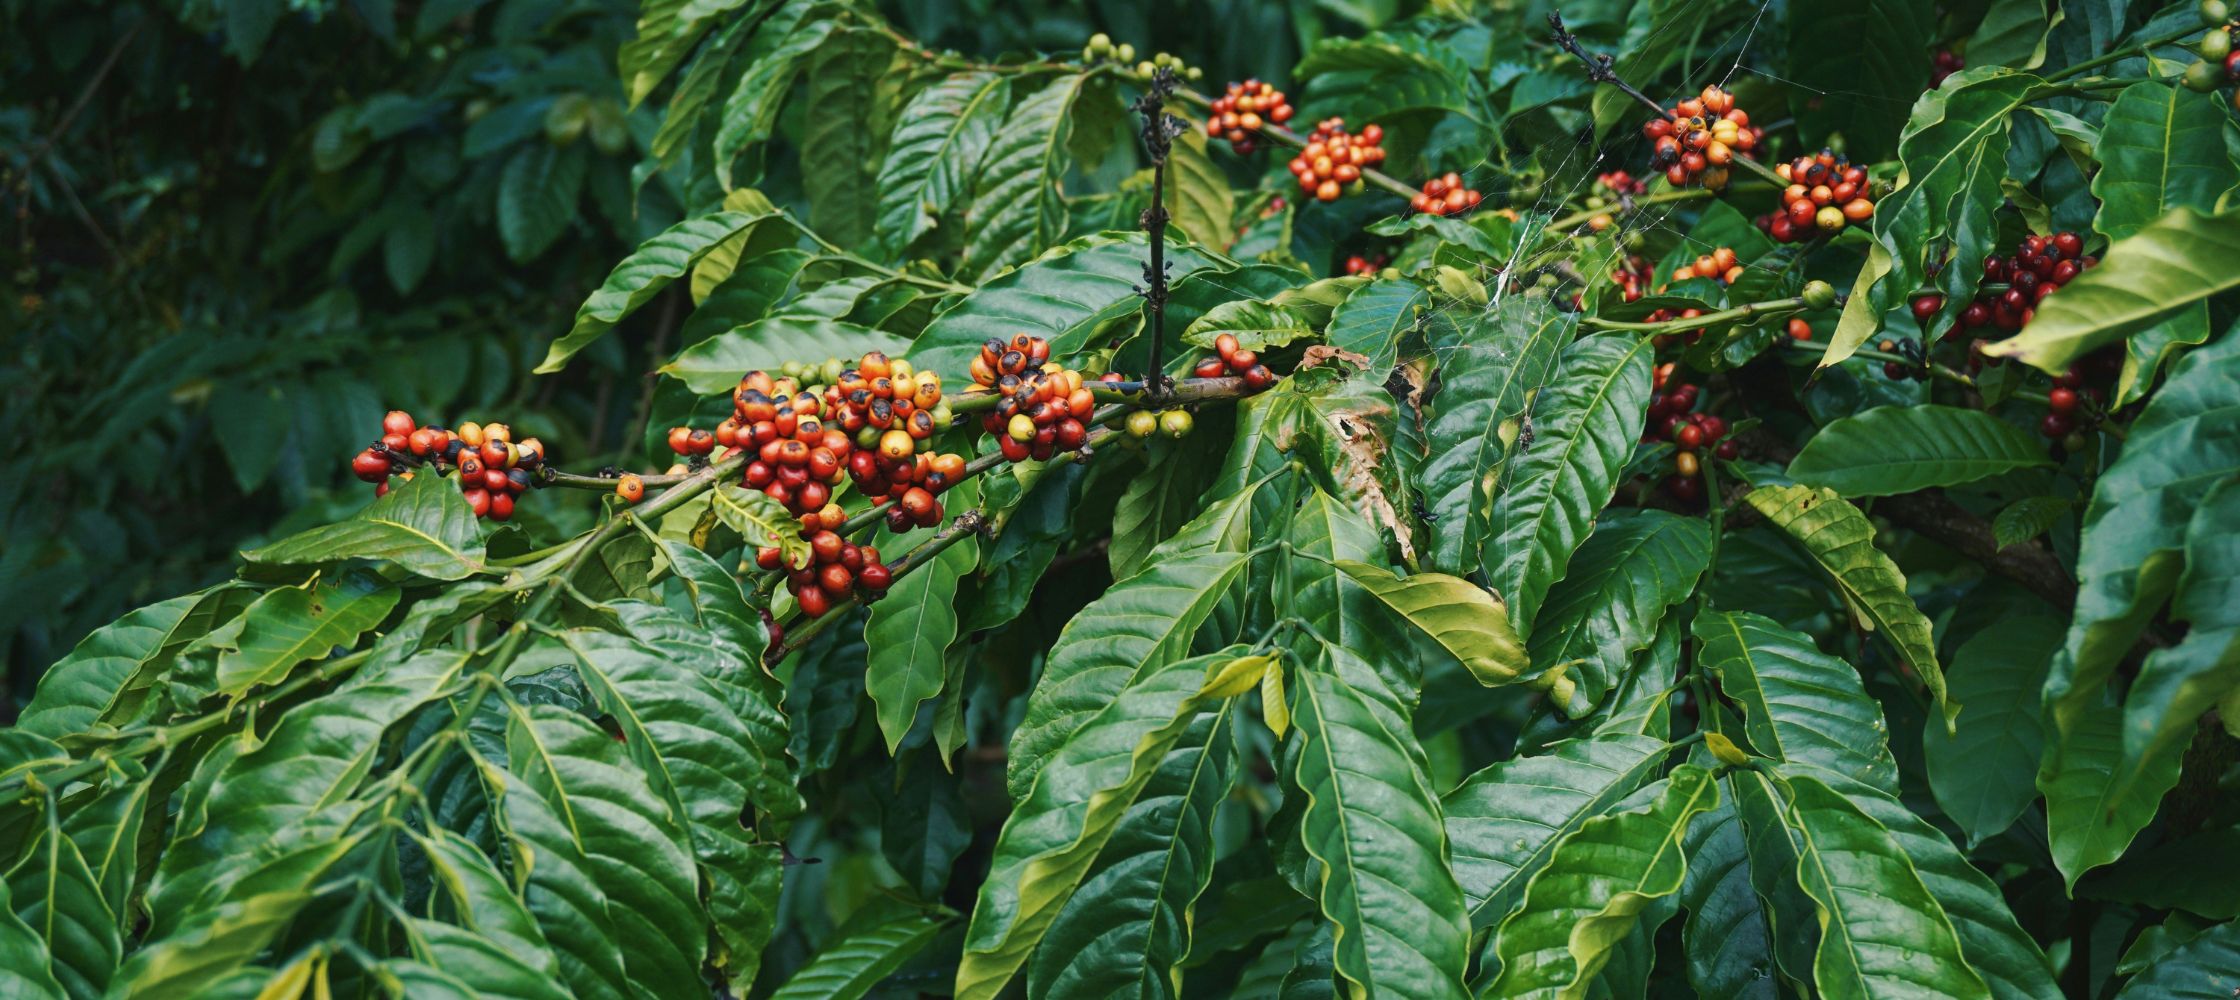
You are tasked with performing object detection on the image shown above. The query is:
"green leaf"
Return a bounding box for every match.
[2083,826,2240,922]
[145,652,468,928]
[7,808,120,997]
[649,19,747,164]
[1444,735,1669,930]
[208,570,400,695]
[241,470,485,580]
[1528,511,1711,706]
[0,880,63,998]
[1815,774,2062,1000]
[1291,655,1473,1000]
[209,383,286,492]
[773,904,949,1000]
[660,317,909,394]
[60,764,153,930]
[1007,550,1248,800]
[497,141,586,263]
[2040,700,2184,891]
[115,834,367,996]
[1333,560,1530,688]
[1418,298,1572,574]
[711,13,839,189]
[1181,301,1317,354]
[1167,129,1236,252]
[1677,796,1780,1000]
[554,628,788,980]
[482,765,632,1000]
[1923,613,2059,845]
[413,828,564,978]
[1984,209,2240,372]
[1485,333,1655,631]
[908,232,1226,382]
[2109,473,2240,799]
[874,71,1012,254]
[609,599,799,824]
[865,532,978,752]
[958,650,1262,1000]
[2112,918,2240,999]
[1489,765,1718,1000]
[538,210,799,373]
[1743,485,1950,726]
[1968,0,2052,68]
[1786,405,2053,496]
[1827,71,2049,368]
[1773,771,1990,999]
[801,30,898,249]
[1991,496,2071,549]
[2090,83,2240,243]
[400,918,572,1000]
[1108,431,1224,582]
[962,75,1086,279]
[502,704,707,999]
[1784,0,1933,158]
[617,0,701,106]
[1029,696,1239,999]
[1694,609,1898,790]
[712,482,815,570]
[2041,332,2240,778]
[17,592,205,739]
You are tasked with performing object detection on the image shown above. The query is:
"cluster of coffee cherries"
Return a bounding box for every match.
[814,352,965,534]
[1930,49,1966,88]
[2176,8,2240,110]
[754,508,893,619]
[1931,231,2094,350]
[1610,254,1657,303]
[1671,246,1745,285]
[1644,365,1736,505]
[1761,153,1875,241]
[1584,171,1648,231]
[1343,252,1390,276]
[349,411,546,520]
[1080,35,1202,81]
[710,370,851,517]
[1205,80,1293,155]
[969,335,1100,464]
[1287,118,1386,202]
[1190,333,1279,389]
[1642,86,1759,191]
[1410,172,1482,216]
[2038,348,2122,446]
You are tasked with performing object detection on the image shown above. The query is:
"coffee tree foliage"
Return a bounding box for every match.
[7,0,2240,997]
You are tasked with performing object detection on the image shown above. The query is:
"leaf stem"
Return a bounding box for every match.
[2044,26,2199,82]
[1581,295,1808,334]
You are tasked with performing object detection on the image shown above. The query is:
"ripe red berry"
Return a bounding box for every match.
[1910,295,1943,321]
[464,488,492,517]
[795,586,830,618]
[2048,387,2080,414]
[857,563,893,591]
[351,449,391,483]
[1194,357,1226,379]
[489,492,515,521]
[616,474,645,503]
[2039,412,2073,438]
[1676,423,1704,449]
[819,563,853,597]
[382,410,416,437]
[1715,440,1739,460]
[756,546,785,570]
[2051,232,2083,259]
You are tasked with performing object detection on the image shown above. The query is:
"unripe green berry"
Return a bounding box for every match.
[2202,0,2230,25]
[1125,410,1159,438]
[2199,28,2232,60]
[1089,32,1111,50]
[1158,409,1194,439]
[1115,43,1135,63]
[1136,60,1156,77]
[1801,280,1837,309]
[2183,59,2223,92]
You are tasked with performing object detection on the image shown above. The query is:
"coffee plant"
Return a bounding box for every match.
[8,0,2240,997]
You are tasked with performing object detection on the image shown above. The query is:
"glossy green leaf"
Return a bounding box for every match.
[1324,279,1432,374]
[1291,657,1473,1000]
[242,472,485,580]
[413,828,563,978]
[1677,796,1779,1000]
[2112,918,2240,999]
[1167,128,1235,252]
[774,904,950,1000]
[908,232,1225,381]
[537,210,797,372]
[1743,485,1950,726]
[1484,333,1655,631]
[1773,770,1990,999]
[1418,298,1572,575]
[865,532,978,752]
[7,807,120,997]
[17,591,206,739]
[1008,551,1247,799]
[1285,489,1433,704]
[1108,431,1224,583]
[497,141,586,263]
[1444,735,1669,929]
[207,570,398,695]
[1334,560,1530,688]
[1968,0,2053,68]
[146,651,467,928]
[1786,405,2052,496]
[60,763,152,930]
[0,880,63,998]
[874,72,1012,254]
[1181,301,1317,353]
[1528,511,1710,706]
[1991,496,2071,549]
[959,650,1262,1000]
[1489,766,1718,1000]
[1783,0,1933,158]
[961,74,1086,279]
[799,30,898,249]
[114,833,367,996]
[1029,699,1239,1000]
[1923,613,2059,845]
[1984,209,2240,372]
[661,316,909,394]
[1693,609,1898,792]
[2090,83,2239,243]
[503,704,706,999]
[1816,774,2061,1000]
[710,13,838,189]
[401,918,572,1000]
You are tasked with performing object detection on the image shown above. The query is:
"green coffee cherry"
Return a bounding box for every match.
[2202,0,2230,25]
[2200,27,2232,60]
[1158,409,1194,439]
[1115,43,1135,63]
[1125,410,1159,438]
[2184,59,2223,92]
[1801,280,1837,310]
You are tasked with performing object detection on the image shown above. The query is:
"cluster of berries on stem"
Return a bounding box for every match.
[1644,364,1735,505]
[970,335,1101,464]
[755,505,892,620]
[818,352,964,533]
[1205,80,1292,155]
[1288,118,1385,202]
[350,411,546,520]
[1672,246,1746,286]
[720,370,854,518]
[1642,86,1758,191]
[1410,172,1482,216]
[1191,333,1278,389]
[2037,349,2122,448]
[1343,252,1389,277]
[1926,231,2094,364]
[1930,49,1966,88]
[1760,152,1875,241]
[1584,171,1647,231]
